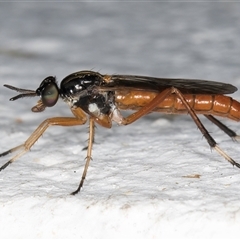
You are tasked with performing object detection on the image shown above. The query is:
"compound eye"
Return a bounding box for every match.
[42,83,59,107]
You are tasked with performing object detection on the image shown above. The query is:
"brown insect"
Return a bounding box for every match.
[1,70,240,195]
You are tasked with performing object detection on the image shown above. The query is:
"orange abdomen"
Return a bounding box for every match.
[115,90,240,121]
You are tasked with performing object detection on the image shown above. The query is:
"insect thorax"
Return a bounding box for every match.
[59,71,116,118]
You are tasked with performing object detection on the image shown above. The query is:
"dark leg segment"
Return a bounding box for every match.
[173,88,240,168]
[120,87,240,168]
[204,114,239,139]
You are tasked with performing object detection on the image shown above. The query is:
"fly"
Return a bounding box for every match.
[1,70,240,195]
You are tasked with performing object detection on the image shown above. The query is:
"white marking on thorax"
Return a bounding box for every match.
[88,103,101,116]
[111,106,124,125]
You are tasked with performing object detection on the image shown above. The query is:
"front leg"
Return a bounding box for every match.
[0,108,87,171]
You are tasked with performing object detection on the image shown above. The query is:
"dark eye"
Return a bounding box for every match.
[42,83,59,107]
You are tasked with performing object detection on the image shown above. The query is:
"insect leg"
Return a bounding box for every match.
[71,117,95,195]
[120,88,173,125]
[0,108,87,171]
[204,115,240,140]
[173,88,240,168]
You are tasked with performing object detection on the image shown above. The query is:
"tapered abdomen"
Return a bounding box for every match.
[115,90,240,121]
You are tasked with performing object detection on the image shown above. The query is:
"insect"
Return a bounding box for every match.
[1,70,240,195]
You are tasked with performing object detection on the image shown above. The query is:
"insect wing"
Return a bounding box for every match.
[107,75,237,94]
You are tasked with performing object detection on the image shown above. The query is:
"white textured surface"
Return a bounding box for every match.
[0,3,240,239]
